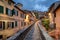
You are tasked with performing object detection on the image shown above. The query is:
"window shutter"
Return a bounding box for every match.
[0,21,2,30]
[6,8,8,15]
[12,22,14,28]
[3,22,5,30]
[12,9,15,16]
[15,21,17,27]
[0,6,4,13]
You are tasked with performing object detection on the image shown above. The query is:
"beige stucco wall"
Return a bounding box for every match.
[0,1,34,38]
[48,12,54,29]
[55,7,60,29]
[0,1,21,37]
[49,12,54,24]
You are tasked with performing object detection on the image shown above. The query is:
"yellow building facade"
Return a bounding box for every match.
[0,0,29,38]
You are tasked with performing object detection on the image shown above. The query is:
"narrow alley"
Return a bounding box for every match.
[24,20,54,40]
[24,21,42,40]
[1,0,60,40]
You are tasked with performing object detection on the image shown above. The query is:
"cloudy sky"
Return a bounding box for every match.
[13,0,58,12]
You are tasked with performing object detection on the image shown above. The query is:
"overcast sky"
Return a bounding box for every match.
[13,0,58,12]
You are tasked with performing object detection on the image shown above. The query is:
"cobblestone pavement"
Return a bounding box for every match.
[24,21,42,40]
[24,20,54,40]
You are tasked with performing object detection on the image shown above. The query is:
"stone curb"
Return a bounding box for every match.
[38,23,54,40]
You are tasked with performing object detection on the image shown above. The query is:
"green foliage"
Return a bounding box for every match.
[34,13,39,19]
[42,19,50,30]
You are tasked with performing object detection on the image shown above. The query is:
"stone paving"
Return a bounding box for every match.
[24,20,54,40]
[7,20,54,40]
[24,21,42,40]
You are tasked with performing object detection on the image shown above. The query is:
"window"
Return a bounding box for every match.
[12,9,18,16]
[21,14,24,18]
[15,10,18,16]
[17,11,18,16]
[7,22,11,28]
[21,22,23,26]
[3,22,5,30]
[12,9,15,16]
[12,22,14,28]
[7,22,14,28]
[25,15,26,19]
[7,22,14,29]
[0,6,4,13]
[15,21,17,27]
[24,22,26,26]
[6,8,12,16]
[0,21,2,30]
[0,21,5,30]
[8,1,12,5]
[21,21,24,27]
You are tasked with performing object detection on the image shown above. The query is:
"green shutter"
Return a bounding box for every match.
[12,9,15,16]
[0,6,4,13]
[6,8,8,15]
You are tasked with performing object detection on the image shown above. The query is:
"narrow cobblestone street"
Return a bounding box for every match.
[1,0,60,40]
[24,21,42,40]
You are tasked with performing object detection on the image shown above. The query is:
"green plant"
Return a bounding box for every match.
[42,19,50,30]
